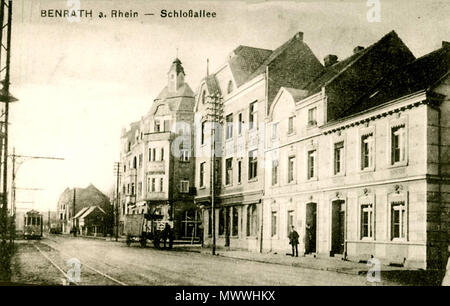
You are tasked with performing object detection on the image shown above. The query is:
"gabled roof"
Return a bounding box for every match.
[304,31,414,98]
[283,87,309,102]
[228,45,272,87]
[247,32,309,80]
[74,205,106,220]
[352,43,450,113]
[73,206,89,219]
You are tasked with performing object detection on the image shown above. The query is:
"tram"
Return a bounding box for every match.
[23,210,43,239]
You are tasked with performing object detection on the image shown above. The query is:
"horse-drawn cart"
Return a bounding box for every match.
[124,213,174,249]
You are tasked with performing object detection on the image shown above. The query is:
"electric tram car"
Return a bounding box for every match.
[23,210,43,239]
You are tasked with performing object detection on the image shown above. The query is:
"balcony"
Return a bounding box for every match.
[145,131,172,142]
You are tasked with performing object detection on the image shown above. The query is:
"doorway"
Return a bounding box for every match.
[305,202,317,254]
[331,200,345,256]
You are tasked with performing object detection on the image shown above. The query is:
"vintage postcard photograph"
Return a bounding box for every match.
[0,0,449,294]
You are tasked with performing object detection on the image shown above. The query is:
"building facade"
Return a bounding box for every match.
[194,32,324,251]
[263,34,450,269]
[119,58,200,240]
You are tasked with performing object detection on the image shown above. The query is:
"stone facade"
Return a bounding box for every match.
[119,59,200,240]
[263,39,450,269]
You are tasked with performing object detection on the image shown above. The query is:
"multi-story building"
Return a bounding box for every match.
[264,31,450,269]
[194,32,324,251]
[120,58,200,240]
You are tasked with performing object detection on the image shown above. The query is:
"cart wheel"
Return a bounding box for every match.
[140,238,147,248]
[126,236,131,246]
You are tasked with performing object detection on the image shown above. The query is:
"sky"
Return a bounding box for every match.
[7,0,450,212]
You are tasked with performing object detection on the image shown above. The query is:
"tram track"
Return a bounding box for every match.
[33,239,127,286]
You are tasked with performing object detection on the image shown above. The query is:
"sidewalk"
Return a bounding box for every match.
[180,246,445,285]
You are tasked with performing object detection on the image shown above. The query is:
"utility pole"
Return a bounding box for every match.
[72,188,76,237]
[207,91,223,255]
[113,162,121,241]
[9,151,63,240]
[0,0,17,243]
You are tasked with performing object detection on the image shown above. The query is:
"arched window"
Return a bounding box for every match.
[201,90,207,104]
[227,80,233,94]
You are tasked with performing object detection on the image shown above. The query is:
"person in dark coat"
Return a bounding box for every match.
[288,225,299,257]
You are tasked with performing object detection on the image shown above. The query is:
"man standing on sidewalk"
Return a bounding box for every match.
[289,226,299,257]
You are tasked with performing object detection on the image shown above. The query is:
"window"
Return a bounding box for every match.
[160,178,164,192]
[308,107,317,126]
[219,208,225,236]
[391,202,406,240]
[202,90,207,104]
[248,150,258,180]
[138,182,142,196]
[201,121,206,145]
[271,211,277,237]
[131,183,135,196]
[225,158,233,185]
[139,154,143,167]
[133,156,137,169]
[123,164,126,173]
[288,116,294,134]
[180,149,190,162]
[151,178,156,192]
[226,113,233,139]
[334,142,344,175]
[160,148,164,161]
[246,204,257,236]
[249,102,257,130]
[147,177,150,193]
[391,125,406,164]
[152,148,156,161]
[360,204,373,239]
[238,113,243,135]
[287,210,294,237]
[227,80,233,94]
[154,120,161,132]
[180,180,189,193]
[272,122,278,142]
[127,184,130,194]
[237,160,242,184]
[361,134,374,170]
[307,150,316,179]
[200,162,205,187]
[232,207,239,236]
[272,158,278,185]
[288,156,295,183]
[148,148,152,162]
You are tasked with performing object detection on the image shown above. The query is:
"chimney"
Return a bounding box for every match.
[353,46,365,54]
[443,41,450,48]
[294,32,303,41]
[324,54,338,67]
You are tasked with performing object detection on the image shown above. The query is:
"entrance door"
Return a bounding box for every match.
[305,203,317,254]
[331,200,345,255]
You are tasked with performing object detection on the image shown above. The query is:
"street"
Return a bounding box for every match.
[9,235,382,286]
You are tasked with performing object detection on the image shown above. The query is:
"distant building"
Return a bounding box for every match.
[119,58,199,240]
[73,206,106,236]
[56,184,112,234]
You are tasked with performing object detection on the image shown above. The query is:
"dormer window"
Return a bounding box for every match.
[308,107,317,127]
[227,80,233,94]
[154,120,161,132]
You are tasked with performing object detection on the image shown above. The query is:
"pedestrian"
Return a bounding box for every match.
[288,225,299,257]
